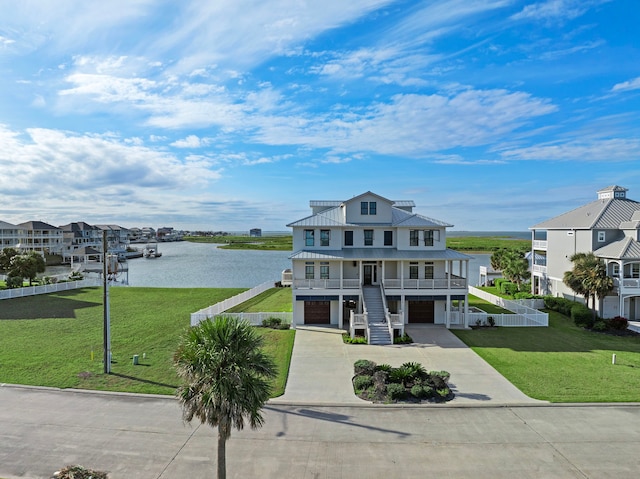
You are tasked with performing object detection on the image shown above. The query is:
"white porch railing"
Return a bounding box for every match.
[533,240,548,249]
[190,281,275,326]
[349,310,367,339]
[0,279,102,300]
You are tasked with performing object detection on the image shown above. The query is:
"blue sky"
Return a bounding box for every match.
[1,0,639,232]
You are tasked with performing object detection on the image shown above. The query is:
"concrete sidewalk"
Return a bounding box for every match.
[272,324,543,406]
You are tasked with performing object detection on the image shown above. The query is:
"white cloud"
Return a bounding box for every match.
[171,135,208,148]
[501,138,640,161]
[611,76,640,93]
[0,35,15,46]
[511,0,610,23]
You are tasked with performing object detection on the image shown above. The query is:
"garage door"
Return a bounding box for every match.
[304,301,330,324]
[408,301,434,323]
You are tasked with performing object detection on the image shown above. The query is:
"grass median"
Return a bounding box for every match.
[0,287,294,397]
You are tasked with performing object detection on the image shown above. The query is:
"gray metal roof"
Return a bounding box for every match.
[288,204,451,228]
[290,248,473,261]
[595,237,640,260]
[531,198,640,230]
[0,220,19,229]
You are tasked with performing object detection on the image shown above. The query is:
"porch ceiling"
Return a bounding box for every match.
[289,248,472,261]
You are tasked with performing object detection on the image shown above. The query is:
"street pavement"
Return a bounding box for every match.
[2,324,640,478]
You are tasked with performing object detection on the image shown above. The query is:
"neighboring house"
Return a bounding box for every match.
[95,224,131,249]
[530,185,640,320]
[287,191,472,342]
[59,222,103,262]
[250,228,262,237]
[16,221,64,255]
[0,220,23,251]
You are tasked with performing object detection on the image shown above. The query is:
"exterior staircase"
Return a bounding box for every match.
[362,286,392,345]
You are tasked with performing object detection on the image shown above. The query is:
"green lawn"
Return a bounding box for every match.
[446,235,530,252]
[452,311,640,402]
[0,287,294,397]
[225,287,292,313]
[184,235,292,251]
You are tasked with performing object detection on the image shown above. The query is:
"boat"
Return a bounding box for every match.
[143,241,162,258]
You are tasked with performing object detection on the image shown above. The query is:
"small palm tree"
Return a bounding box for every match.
[564,252,613,320]
[174,316,276,479]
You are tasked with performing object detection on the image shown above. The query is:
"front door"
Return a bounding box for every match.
[363,264,377,285]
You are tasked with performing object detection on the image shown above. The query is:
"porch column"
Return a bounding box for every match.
[400,261,404,289]
[464,293,469,328]
[338,293,344,329]
[340,260,344,289]
[381,260,385,286]
[448,260,452,288]
[445,294,451,328]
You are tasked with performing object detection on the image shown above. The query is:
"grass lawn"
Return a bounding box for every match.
[446,235,530,252]
[452,310,640,402]
[225,287,292,313]
[184,235,292,251]
[0,287,294,397]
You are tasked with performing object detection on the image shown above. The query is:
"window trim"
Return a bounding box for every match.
[409,262,419,280]
[384,230,393,246]
[361,201,369,215]
[304,229,314,247]
[423,230,434,247]
[344,230,354,246]
[305,262,314,280]
[364,229,374,246]
[320,229,330,247]
[320,262,330,279]
[597,231,606,243]
[410,230,419,247]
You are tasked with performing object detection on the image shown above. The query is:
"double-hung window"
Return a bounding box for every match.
[409,262,419,279]
[304,229,314,247]
[425,262,434,279]
[305,262,314,279]
[360,201,377,215]
[410,230,419,247]
[344,230,353,246]
[364,230,374,246]
[384,230,393,246]
[320,229,330,246]
[597,231,606,243]
[320,262,329,279]
[423,230,434,246]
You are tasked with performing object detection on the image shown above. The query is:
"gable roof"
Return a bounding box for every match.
[595,237,640,260]
[531,197,640,230]
[17,221,60,230]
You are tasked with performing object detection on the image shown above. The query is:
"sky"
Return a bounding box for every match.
[1,0,639,232]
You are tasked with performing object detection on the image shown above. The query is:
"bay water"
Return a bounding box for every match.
[117,241,493,288]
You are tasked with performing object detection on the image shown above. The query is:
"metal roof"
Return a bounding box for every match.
[595,237,640,260]
[531,198,640,230]
[290,248,473,261]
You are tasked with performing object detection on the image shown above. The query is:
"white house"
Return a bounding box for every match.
[287,192,472,343]
[530,185,640,320]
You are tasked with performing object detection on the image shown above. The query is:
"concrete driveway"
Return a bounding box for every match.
[271,324,543,406]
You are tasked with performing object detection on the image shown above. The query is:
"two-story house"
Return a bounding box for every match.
[530,185,640,320]
[16,221,64,255]
[287,192,472,343]
[0,221,23,251]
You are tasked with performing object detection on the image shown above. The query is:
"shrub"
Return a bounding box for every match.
[262,317,290,329]
[500,281,519,296]
[487,316,496,327]
[607,316,629,331]
[354,359,376,376]
[410,384,427,399]
[393,333,413,344]
[494,278,505,289]
[514,292,534,300]
[592,320,608,332]
[401,361,426,379]
[571,304,594,329]
[54,465,108,479]
[375,363,393,372]
[386,383,406,400]
[429,370,451,382]
[343,334,367,344]
[6,276,23,289]
[353,375,373,392]
[389,366,413,386]
[544,296,575,317]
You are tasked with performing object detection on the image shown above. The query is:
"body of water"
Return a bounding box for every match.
[113,242,492,289]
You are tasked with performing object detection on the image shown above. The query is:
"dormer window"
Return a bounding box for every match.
[360,201,377,215]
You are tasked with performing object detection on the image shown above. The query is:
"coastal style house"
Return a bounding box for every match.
[530,185,640,320]
[0,221,23,250]
[287,192,472,343]
[16,221,64,255]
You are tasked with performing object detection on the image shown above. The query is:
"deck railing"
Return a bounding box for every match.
[294,276,466,290]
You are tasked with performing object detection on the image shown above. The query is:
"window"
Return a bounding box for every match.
[410,230,419,246]
[364,230,374,246]
[320,229,330,246]
[425,262,434,279]
[384,230,393,246]
[360,201,377,215]
[612,263,620,277]
[632,264,640,279]
[320,262,329,279]
[344,230,353,246]
[409,262,419,279]
[305,262,314,279]
[304,229,314,247]
[597,231,606,243]
[423,230,434,246]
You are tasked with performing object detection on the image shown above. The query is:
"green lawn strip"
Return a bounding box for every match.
[224,288,293,313]
[446,236,530,252]
[259,328,295,396]
[0,287,293,397]
[184,235,292,251]
[452,311,640,402]
[466,294,512,314]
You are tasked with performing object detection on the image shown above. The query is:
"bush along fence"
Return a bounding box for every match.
[219,312,293,327]
[190,281,275,326]
[467,286,548,327]
[0,278,102,300]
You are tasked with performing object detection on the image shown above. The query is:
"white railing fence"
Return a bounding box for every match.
[190,281,275,326]
[468,286,548,327]
[0,278,102,300]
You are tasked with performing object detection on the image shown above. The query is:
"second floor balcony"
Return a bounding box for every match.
[293,275,467,291]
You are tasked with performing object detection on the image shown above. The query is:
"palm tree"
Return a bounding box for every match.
[174,316,276,479]
[502,251,530,291]
[563,252,614,320]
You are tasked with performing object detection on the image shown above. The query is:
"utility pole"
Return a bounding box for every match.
[102,230,111,374]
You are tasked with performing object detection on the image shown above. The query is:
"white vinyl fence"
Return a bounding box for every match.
[0,278,102,300]
[467,286,548,327]
[190,281,276,326]
[221,312,293,326]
